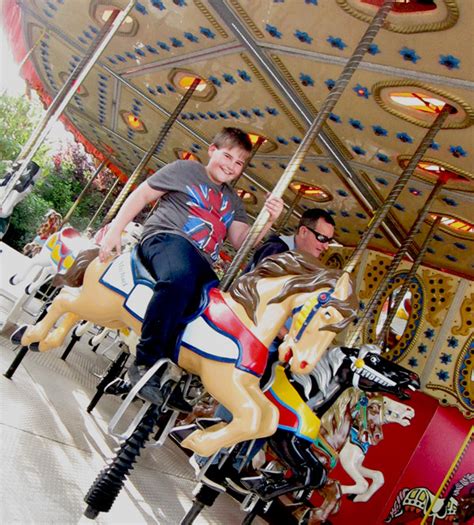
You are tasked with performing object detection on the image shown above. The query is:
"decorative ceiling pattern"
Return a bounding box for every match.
[4,0,474,278]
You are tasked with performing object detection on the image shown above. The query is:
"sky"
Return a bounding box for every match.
[0,19,74,150]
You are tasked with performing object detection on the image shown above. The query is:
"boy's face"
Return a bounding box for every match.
[206,143,250,185]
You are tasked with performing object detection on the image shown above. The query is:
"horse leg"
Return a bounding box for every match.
[38,312,82,352]
[181,366,264,457]
[21,289,79,348]
[351,465,384,502]
[339,442,372,500]
[246,381,279,439]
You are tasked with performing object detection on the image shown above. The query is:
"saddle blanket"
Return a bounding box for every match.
[99,252,153,322]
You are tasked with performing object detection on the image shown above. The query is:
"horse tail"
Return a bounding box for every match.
[52,247,100,288]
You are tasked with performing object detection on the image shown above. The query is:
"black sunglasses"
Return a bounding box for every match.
[304,225,333,244]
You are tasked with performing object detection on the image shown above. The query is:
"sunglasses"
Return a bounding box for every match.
[304,225,333,244]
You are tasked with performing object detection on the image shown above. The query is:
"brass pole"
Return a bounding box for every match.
[102,77,201,225]
[346,176,446,346]
[219,0,395,291]
[0,1,136,206]
[343,103,452,275]
[275,191,303,233]
[376,216,442,347]
[60,159,108,226]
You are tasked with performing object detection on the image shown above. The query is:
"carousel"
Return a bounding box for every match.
[0,1,472,524]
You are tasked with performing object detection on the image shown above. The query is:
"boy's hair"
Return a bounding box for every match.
[212,127,253,153]
[298,208,336,229]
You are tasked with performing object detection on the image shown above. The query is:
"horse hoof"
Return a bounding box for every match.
[10,325,28,346]
[29,342,40,352]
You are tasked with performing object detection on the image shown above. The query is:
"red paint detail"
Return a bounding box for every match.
[301,360,308,369]
[284,349,293,362]
[203,288,268,377]
[264,389,299,430]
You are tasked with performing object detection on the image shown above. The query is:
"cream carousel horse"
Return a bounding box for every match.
[12,250,357,456]
[339,395,415,502]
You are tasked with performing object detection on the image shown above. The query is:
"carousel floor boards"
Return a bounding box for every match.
[0,312,263,524]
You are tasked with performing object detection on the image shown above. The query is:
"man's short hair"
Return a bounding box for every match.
[298,208,336,230]
[212,127,253,153]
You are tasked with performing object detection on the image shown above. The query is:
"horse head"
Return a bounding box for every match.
[382,397,415,427]
[345,345,421,400]
[279,270,358,375]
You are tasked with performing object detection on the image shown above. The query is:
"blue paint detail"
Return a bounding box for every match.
[446,254,458,262]
[184,32,199,43]
[262,162,272,169]
[327,36,347,50]
[368,43,380,55]
[439,54,460,70]
[277,136,289,145]
[266,24,282,39]
[442,197,458,206]
[217,111,228,119]
[337,189,348,197]
[353,84,370,99]
[375,177,388,186]
[126,52,137,60]
[240,109,251,118]
[418,343,428,354]
[429,141,440,150]
[397,132,414,144]
[454,242,466,250]
[356,212,366,219]
[157,41,170,51]
[325,79,336,90]
[329,113,342,123]
[340,210,350,217]
[249,185,257,192]
[449,145,467,158]
[372,125,388,137]
[208,76,221,87]
[436,370,449,382]
[228,110,240,119]
[146,45,158,54]
[279,163,287,169]
[295,30,313,44]
[341,227,350,233]
[399,47,420,63]
[173,0,187,6]
[135,48,146,57]
[447,336,459,348]
[223,73,236,84]
[299,165,308,172]
[409,187,422,196]
[349,118,364,130]
[135,2,148,15]
[170,37,184,48]
[300,73,314,87]
[440,353,452,365]
[252,108,264,117]
[266,107,279,116]
[151,0,166,9]
[207,111,218,120]
[238,70,252,82]
[291,136,302,144]
[394,203,405,212]
[305,0,318,4]
[351,145,366,156]
[156,86,166,94]
[373,233,383,239]
[200,27,215,39]
[166,83,176,92]
[376,153,390,163]
[408,357,418,368]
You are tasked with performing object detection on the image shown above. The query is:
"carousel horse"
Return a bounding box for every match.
[283,388,415,525]
[0,160,41,240]
[238,346,419,499]
[12,250,357,457]
[175,345,419,524]
[339,396,415,503]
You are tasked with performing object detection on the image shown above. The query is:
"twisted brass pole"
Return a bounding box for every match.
[102,77,201,225]
[219,0,395,291]
[343,104,452,275]
[0,1,136,207]
[376,216,442,347]
[345,176,446,346]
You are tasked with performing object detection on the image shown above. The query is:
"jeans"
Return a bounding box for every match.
[136,233,217,367]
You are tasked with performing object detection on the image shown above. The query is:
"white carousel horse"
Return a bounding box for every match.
[339,396,415,502]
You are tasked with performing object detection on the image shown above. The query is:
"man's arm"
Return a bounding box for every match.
[98,181,165,261]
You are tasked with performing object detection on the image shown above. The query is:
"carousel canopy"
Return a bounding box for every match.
[4,0,474,278]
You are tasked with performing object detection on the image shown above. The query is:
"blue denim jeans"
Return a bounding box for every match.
[136,233,217,367]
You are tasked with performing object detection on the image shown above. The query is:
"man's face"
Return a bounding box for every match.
[295,217,335,259]
[206,144,250,185]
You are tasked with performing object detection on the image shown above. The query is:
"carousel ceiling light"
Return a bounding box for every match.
[290,182,332,203]
[169,70,217,101]
[389,93,450,114]
[120,111,147,133]
[236,188,258,205]
[92,3,138,35]
[175,149,201,163]
[430,215,474,234]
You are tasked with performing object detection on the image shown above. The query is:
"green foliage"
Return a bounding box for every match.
[1,93,122,251]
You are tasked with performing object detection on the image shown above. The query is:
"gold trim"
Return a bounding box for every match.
[453,334,474,412]
[335,0,459,35]
[227,0,264,39]
[425,383,473,419]
[194,0,228,39]
[426,213,474,241]
[373,80,474,130]
[452,296,474,336]
[397,155,474,190]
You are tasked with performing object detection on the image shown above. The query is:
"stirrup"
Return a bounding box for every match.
[108,358,176,440]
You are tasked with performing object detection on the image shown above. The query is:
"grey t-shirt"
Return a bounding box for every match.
[142,160,248,263]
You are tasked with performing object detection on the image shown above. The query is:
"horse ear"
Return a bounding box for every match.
[332,271,351,300]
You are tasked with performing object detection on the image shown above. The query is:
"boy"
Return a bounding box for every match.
[99,127,283,409]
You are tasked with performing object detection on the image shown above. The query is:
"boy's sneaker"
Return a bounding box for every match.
[127,362,193,413]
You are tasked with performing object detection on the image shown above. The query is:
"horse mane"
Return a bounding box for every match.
[230,250,357,325]
[52,247,99,288]
[320,386,360,432]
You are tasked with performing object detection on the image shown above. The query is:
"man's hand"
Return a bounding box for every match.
[264,193,284,223]
[98,223,123,262]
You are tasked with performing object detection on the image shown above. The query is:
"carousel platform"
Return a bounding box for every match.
[0,309,264,524]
